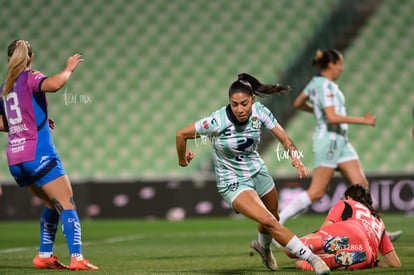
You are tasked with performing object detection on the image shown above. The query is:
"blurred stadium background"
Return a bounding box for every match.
[0,0,412,220]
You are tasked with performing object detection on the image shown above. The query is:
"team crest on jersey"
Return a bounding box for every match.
[251,117,260,129]
[326,93,334,98]
[30,70,40,75]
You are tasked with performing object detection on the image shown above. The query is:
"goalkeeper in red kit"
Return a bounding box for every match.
[286,184,401,271]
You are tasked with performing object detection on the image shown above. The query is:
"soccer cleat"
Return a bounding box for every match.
[323,236,349,254]
[335,251,367,266]
[250,239,278,271]
[386,230,403,242]
[310,257,330,275]
[33,254,69,269]
[70,257,99,271]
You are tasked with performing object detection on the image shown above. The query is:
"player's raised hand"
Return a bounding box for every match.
[48,118,55,130]
[65,53,84,72]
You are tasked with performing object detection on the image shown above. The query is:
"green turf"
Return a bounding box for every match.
[0,214,413,274]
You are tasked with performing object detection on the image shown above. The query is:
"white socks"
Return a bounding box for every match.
[285,235,317,263]
[38,252,53,258]
[279,191,312,225]
[258,232,273,250]
[72,253,84,261]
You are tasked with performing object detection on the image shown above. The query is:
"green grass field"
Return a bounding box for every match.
[0,214,413,274]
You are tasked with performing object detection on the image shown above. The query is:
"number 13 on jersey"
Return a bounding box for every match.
[5,91,23,124]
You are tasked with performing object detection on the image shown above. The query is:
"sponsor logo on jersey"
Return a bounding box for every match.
[10,138,26,145]
[9,124,29,134]
[11,145,25,153]
[202,120,209,130]
[202,118,219,130]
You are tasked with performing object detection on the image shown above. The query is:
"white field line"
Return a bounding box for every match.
[0,230,252,254]
[0,235,144,254]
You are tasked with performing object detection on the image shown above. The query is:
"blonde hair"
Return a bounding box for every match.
[2,40,32,96]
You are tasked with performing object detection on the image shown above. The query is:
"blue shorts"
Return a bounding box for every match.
[9,155,66,187]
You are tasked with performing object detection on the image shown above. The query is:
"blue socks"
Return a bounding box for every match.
[38,208,84,259]
[39,207,60,256]
[61,209,83,257]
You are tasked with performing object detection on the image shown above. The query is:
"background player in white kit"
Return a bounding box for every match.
[176,73,330,274]
[277,49,401,242]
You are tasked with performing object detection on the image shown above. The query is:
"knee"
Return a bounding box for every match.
[50,197,76,213]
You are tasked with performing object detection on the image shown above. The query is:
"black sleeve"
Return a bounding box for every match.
[341,201,353,221]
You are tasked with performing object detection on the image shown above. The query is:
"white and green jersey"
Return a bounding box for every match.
[195,102,277,185]
[303,75,348,140]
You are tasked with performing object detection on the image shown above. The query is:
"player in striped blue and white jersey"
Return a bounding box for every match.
[176,73,330,275]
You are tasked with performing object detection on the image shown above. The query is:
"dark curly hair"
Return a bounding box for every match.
[345,184,380,219]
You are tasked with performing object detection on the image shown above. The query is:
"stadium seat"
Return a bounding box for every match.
[1,0,410,181]
[264,0,414,175]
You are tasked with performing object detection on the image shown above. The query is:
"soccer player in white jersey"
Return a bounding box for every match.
[278,49,401,241]
[176,73,330,274]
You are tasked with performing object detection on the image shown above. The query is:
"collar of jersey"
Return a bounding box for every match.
[225,104,251,126]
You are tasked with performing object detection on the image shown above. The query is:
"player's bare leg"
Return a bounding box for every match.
[234,190,330,274]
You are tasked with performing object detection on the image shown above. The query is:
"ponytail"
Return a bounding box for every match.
[2,40,32,96]
[312,49,342,70]
[229,73,291,98]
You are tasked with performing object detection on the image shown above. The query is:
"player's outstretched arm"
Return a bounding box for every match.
[41,53,84,93]
[293,92,313,113]
[377,250,401,268]
[324,106,376,126]
[0,115,8,132]
[176,123,198,167]
[270,124,308,179]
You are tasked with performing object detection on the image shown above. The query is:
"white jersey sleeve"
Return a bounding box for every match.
[195,109,222,137]
[319,80,336,108]
[255,102,278,130]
